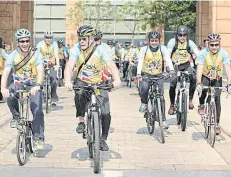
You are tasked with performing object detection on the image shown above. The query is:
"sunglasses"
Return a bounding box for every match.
[78,38,87,42]
[150,39,159,42]
[209,43,219,47]
[178,34,187,37]
[18,40,30,44]
[45,37,52,39]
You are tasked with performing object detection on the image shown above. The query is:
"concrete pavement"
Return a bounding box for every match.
[0,84,231,175]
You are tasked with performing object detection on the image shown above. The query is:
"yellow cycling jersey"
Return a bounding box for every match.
[141,47,163,75]
[58,47,65,60]
[171,41,191,64]
[40,41,56,64]
[0,49,4,75]
[76,50,104,84]
[202,52,223,80]
[14,53,37,82]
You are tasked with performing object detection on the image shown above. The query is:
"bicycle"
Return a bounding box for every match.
[43,61,52,114]
[10,85,34,166]
[175,70,191,131]
[73,83,113,173]
[126,64,133,88]
[200,85,228,147]
[143,73,169,144]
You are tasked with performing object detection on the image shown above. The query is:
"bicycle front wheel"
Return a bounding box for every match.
[45,79,49,114]
[87,115,93,159]
[204,103,209,139]
[146,99,155,134]
[92,111,101,173]
[157,97,165,144]
[208,102,217,147]
[16,132,28,166]
[181,93,187,131]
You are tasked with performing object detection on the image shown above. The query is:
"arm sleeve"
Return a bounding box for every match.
[161,46,174,70]
[69,44,80,64]
[167,38,175,56]
[1,49,9,60]
[34,50,44,66]
[99,45,113,63]
[4,51,15,69]
[221,49,231,66]
[53,41,59,54]
[137,46,146,75]
[197,49,207,65]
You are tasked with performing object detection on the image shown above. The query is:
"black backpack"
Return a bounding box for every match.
[170,38,192,59]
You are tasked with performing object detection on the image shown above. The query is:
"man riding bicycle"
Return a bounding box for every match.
[107,40,122,70]
[137,30,174,129]
[36,31,60,106]
[0,29,45,150]
[64,25,121,151]
[58,39,69,81]
[167,25,200,114]
[196,33,231,135]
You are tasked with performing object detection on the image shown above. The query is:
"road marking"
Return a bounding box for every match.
[103,170,123,177]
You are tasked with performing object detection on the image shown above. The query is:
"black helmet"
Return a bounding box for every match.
[77,25,95,37]
[149,30,161,39]
[107,40,113,45]
[94,30,103,40]
[177,25,188,35]
[125,41,131,46]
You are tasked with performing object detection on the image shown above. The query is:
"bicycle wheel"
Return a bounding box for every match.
[92,111,100,173]
[87,115,93,159]
[45,78,49,114]
[208,102,217,147]
[204,103,209,139]
[176,97,181,125]
[26,125,34,153]
[157,97,165,143]
[181,93,187,131]
[128,70,132,88]
[16,132,28,166]
[146,99,155,134]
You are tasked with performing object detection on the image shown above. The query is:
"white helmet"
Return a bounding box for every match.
[44,31,53,38]
[15,29,31,40]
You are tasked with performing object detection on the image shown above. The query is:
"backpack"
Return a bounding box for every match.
[170,38,193,59]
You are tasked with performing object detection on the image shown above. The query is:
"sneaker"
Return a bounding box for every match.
[216,126,221,135]
[139,103,147,113]
[10,118,18,128]
[76,122,85,133]
[168,104,175,115]
[163,121,169,129]
[100,139,109,151]
[34,140,44,150]
[189,100,194,109]
[198,105,204,115]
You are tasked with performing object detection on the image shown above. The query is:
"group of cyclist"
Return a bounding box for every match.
[0,23,230,152]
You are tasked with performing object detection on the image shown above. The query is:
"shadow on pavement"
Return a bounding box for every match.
[71,147,122,162]
[191,132,206,141]
[51,105,64,112]
[11,143,53,158]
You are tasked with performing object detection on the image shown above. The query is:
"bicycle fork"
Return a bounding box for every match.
[178,89,189,113]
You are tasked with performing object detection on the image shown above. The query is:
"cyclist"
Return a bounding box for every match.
[94,30,112,81]
[0,29,45,149]
[64,25,121,151]
[36,31,59,106]
[129,41,145,82]
[167,25,200,114]
[203,39,209,48]
[137,30,174,129]
[0,41,9,102]
[107,40,122,70]
[196,33,231,135]
[122,41,135,79]
[58,39,69,81]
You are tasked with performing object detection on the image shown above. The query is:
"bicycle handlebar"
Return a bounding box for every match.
[142,73,169,81]
[73,84,114,91]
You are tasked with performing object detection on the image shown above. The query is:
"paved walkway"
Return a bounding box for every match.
[0,85,231,171]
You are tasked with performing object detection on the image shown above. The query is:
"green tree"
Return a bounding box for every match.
[119,1,147,43]
[68,0,119,32]
[142,0,196,34]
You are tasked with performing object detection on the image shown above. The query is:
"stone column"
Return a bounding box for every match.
[20,1,34,36]
[0,1,20,46]
[66,0,83,47]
